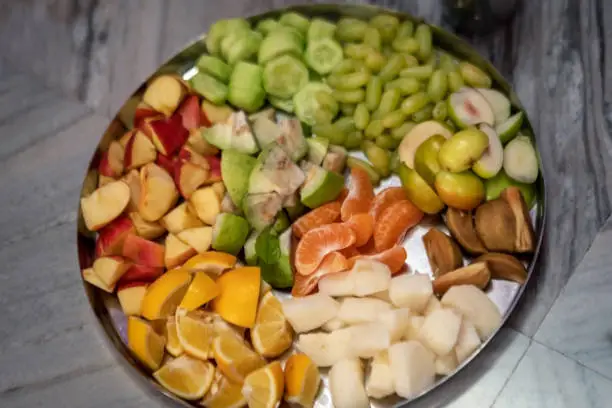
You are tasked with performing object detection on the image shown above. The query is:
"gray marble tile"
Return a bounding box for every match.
[534,218,612,380]
[493,342,612,408]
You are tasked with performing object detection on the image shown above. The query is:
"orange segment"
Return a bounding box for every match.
[153,355,215,400]
[251,292,294,358]
[175,310,215,360]
[182,251,236,276]
[344,213,374,247]
[212,266,261,328]
[127,316,166,371]
[164,317,183,357]
[374,200,424,251]
[140,269,192,320]
[202,369,247,408]
[339,246,361,258]
[213,332,266,383]
[348,246,408,275]
[242,361,284,408]
[340,167,374,222]
[292,201,341,238]
[284,353,321,407]
[178,271,219,311]
[292,252,349,297]
[294,224,356,276]
[334,187,349,204]
[369,186,407,221]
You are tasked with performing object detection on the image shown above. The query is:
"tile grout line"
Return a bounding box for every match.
[488,337,534,408]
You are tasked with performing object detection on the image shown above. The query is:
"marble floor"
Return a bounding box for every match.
[0,0,611,407]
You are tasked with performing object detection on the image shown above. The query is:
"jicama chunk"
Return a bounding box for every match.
[440,285,501,340]
[389,341,436,399]
[329,358,369,408]
[378,308,412,343]
[389,273,433,314]
[347,322,391,358]
[454,319,482,363]
[366,351,394,399]
[282,293,339,333]
[296,329,351,367]
[418,308,462,356]
[337,297,392,325]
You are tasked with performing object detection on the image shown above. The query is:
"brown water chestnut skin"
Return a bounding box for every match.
[473,253,528,284]
[444,207,487,255]
[422,228,463,278]
[474,198,515,252]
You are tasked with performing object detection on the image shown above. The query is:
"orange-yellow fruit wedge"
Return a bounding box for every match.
[153,354,215,400]
[141,269,192,320]
[251,292,294,358]
[175,310,215,360]
[201,369,247,408]
[165,317,183,357]
[284,353,322,407]
[183,251,236,276]
[242,361,284,408]
[127,316,166,371]
[178,271,219,311]
[212,266,261,328]
[213,333,266,383]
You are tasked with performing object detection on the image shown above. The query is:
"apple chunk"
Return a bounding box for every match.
[204,155,222,184]
[186,128,219,156]
[138,163,179,222]
[143,75,186,117]
[174,161,209,199]
[128,212,166,240]
[122,234,165,268]
[98,141,125,178]
[122,169,141,212]
[178,145,210,169]
[93,256,131,287]
[124,130,157,170]
[177,227,213,254]
[161,202,203,234]
[177,94,209,130]
[142,113,189,157]
[155,153,177,175]
[134,102,159,129]
[117,281,149,316]
[95,215,135,257]
[98,174,116,188]
[189,187,222,225]
[82,267,116,293]
[80,180,131,231]
[119,264,164,284]
[165,233,197,269]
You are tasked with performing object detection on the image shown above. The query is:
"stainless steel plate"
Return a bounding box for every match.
[76,3,546,407]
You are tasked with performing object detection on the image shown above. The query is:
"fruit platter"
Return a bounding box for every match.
[76,4,545,408]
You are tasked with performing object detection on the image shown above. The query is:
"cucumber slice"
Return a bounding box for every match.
[477,88,511,125]
[322,145,348,174]
[244,230,260,265]
[211,213,250,255]
[195,55,231,83]
[190,72,228,105]
[206,18,250,55]
[258,29,303,65]
[279,12,310,35]
[496,111,524,144]
[306,137,330,165]
[228,61,266,113]
[243,192,283,231]
[221,149,257,207]
[447,88,495,129]
[484,169,536,208]
[255,18,280,36]
[263,54,309,99]
[268,95,294,113]
[472,123,503,179]
[300,165,345,208]
[503,135,539,183]
[305,38,344,75]
[224,30,262,66]
[248,144,306,197]
[293,82,338,126]
[277,115,309,162]
[308,18,337,42]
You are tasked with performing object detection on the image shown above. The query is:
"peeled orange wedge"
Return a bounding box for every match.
[178,271,219,311]
[284,353,322,407]
[212,266,261,328]
[242,361,284,408]
[251,292,294,358]
[176,310,215,360]
[127,316,166,371]
[183,251,236,276]
[153,354,215,400]
[213,332,266,383]
[165,317,183,357]
[140,269,192,320]
[202,369,246,408]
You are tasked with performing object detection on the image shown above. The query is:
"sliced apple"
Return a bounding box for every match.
[134,102,160,129]
[177,227,213,253]
[201,100,234,124]
[177,94,209,130]
[178,145,210,169]
[98,174,116,187]
[93,256,131,287]
[124,130,157,170]
[119,263,164,284]
[155,153,177,175]
[82,267,116,293]
[174,161,209,199]
[138,163,179,222]
[161,202,204,234]
[143,75,186,117]
[118,130,135,148]
[122,169,141,212]
[128,212,166,240]
[142,114,189,157]
[98,141,125,178]
[204,156,222,185]
[95,215,135,257]
[189,187,222,225]
[122,234,165,268]
[117,281,149,316]
[211,181,226,200]
[80,179,131,231]
[165,233,197,269]
[186,128,219,156]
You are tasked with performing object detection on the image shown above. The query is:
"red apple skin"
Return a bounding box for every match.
[173,161,209,199]
[133,102,159,129]
[178,145,209,169]
[118,264,164,285]
[155,154,177,175]
[122,234,165,268]
[204,155,222,184]
[177,95,210,130]
[117,280,150,290]
[142,114,189,156]
[95,215,135,257]
[98,141,124,178]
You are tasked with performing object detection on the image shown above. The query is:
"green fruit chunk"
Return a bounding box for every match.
[484,169,536,208]
[434,171,485,210]
[211,213,250,255]
[221,149,257,207]
[252,115,283,148]
[397,164,445,214]
[322,145,348,174]
[472,124,503,179]
[284,193,307,221]
[447,88,495,129]
[438,128,489,172]
[363,140,390,177]
[203,111,259,154]
[244,230,260,265]
[476,88,511,125]
[306,137,330,165]
[257,228,294,288]
[347,156,381,186]
[243,192,284,231]
[397,120,453,169]
[503,135,539,184]
[248,144,305,196]
[277,115,309,162]
[496,111,524,144]
[414,134,445,186]
[272,210,291,234]
[300,165,345,208]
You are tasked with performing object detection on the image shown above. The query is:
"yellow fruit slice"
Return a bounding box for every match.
[165,317,183,357]
[153,354,215,400]
[251,292,294,358]
[284,353,322,407]
[178,271,220,311]
[127,316,166,371]
[141,269,192,320]
[175,310,215,360]
[213,266,261,328]
[202,369,247,408]
[213,333,266,383]
[242,361,284,408]
[183,251,237,276]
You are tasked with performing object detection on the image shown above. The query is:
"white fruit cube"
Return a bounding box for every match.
[348,322,391,358]
[370,290,392,303]
[282,293,339,333]
[296,329,351,367]
[389,273,433,314]
[423,296,442,316]
[418,308,462,356]
[321,317,346,332]
[337,297,392,325]
[454,319,482,363]
[404,316,425,341]
[318,270,354,297]
[389,341,436,399]
[435,352,458,375]
[366,351,395,399]
[329,358,369,408]
[378,308,412,343]
[441,285,502,340]
[352,260,392,296]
